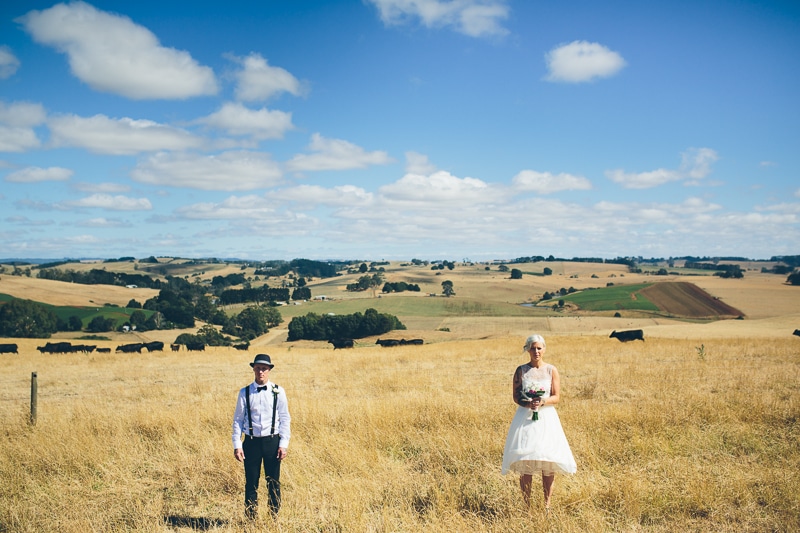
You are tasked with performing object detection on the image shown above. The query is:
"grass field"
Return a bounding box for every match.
[547,283,660,312]
[1,261,799,531]
[1,336,798,532]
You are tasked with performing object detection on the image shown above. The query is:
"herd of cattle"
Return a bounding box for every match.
[327,338,425,349]
[1,329,798,355]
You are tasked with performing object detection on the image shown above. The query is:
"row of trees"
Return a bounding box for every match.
[287,308,405,341]
[382,281,421,293]
[218,286,291,305]
[37,267,162,289]
[346,273,384,292]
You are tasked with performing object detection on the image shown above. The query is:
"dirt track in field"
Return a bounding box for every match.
[639,282,744,318]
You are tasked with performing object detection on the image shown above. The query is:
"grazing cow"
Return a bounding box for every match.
[794,329,800,337]
[71,344,96,353]
[116,343,144,353]
[610,329,645,342]
[170,343,181,352]
[0,343,18,354]
[375,339,400,347]
[400,338,423,345]
[96,347,111,353]
[328,339,354,350]
[186,341,205,351]
[144,341,164,352]
[37,342,74,354]
[233,342,250,351]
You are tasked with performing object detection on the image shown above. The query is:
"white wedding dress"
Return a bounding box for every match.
[501,363,577,475]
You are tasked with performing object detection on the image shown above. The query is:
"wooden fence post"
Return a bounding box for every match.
[30,372,37,426]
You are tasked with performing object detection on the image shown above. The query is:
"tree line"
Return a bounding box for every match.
[287,308,405,341]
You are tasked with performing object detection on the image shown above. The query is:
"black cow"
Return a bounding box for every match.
[116,343,144,353]
[144,341,164,352]
[794,329,800,337]
[170,343,181,352]
[400,338,423,345]
[96,347,111,353]
[328,339,354,349]
[233,342,250,351]
[0,343,18,354]
[376,339,400,347]
[610,329,645,342]
[37,342,74,354]
[71,344,96,353]
[186,341,205,351]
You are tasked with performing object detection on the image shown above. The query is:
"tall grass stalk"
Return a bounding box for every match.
[1,336,798,531]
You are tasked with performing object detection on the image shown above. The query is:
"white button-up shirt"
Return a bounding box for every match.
[232,381,291,450]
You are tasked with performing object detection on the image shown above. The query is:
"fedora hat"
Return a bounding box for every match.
[250,354,275,368]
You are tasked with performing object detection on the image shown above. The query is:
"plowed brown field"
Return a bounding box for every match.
[639,281,743,318]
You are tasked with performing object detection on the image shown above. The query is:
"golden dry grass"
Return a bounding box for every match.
[1,335,798,532]
[0,274,159,308]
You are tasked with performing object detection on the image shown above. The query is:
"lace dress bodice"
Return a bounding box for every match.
[520,364,553,399]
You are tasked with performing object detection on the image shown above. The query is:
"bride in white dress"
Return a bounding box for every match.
[502,334,577,511]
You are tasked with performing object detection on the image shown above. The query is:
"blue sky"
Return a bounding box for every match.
[1,0,798,261]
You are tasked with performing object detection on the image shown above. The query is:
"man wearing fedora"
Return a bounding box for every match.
[232,354,291,519]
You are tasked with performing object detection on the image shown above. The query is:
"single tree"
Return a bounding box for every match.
[442,280,455,297]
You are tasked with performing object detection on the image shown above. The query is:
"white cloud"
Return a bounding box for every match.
[174,195,312,231]
[368,0,509,37]
[269,184,374,208]
[176,195,272,219]
[545,41,626,83]
[131,151,283,191]
[605,168,682,189]
[72,181,131,193]
[0,101,46,152]
[5,166,73,183]
[795,189,800,199]
[0,46,20,79]
[759,201,800,214]
[680,147,719,180]
[512,170,592,194]
[74,217,132,228]
[48,114,202,155]
[0,101,46,126]
[230,53,303,102]
[195,102,294,140]
[64,194,153,211]
[17,1,218,99]
[287,133,394,172]
[405,151,438,175]
[379,170,503,205]
[606,148,719,189]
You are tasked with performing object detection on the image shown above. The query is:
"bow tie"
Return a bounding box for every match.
[257,385,268,392]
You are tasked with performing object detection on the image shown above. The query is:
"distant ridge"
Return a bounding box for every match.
[0,258,77,265]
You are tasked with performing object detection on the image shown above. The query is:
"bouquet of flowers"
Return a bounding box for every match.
[522,387,546,421]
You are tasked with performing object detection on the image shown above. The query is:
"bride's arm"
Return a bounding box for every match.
[512,367,530,407]
[543,366,561,406]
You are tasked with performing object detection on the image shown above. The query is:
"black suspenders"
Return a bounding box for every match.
[270,387,279,435]
[243,384,280,437]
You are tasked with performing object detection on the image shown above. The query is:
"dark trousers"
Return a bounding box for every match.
[242,435,282,515]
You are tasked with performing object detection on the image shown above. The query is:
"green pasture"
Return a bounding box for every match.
[541,283,660,312]
[51,305,151,327]
[0,293,150,328]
